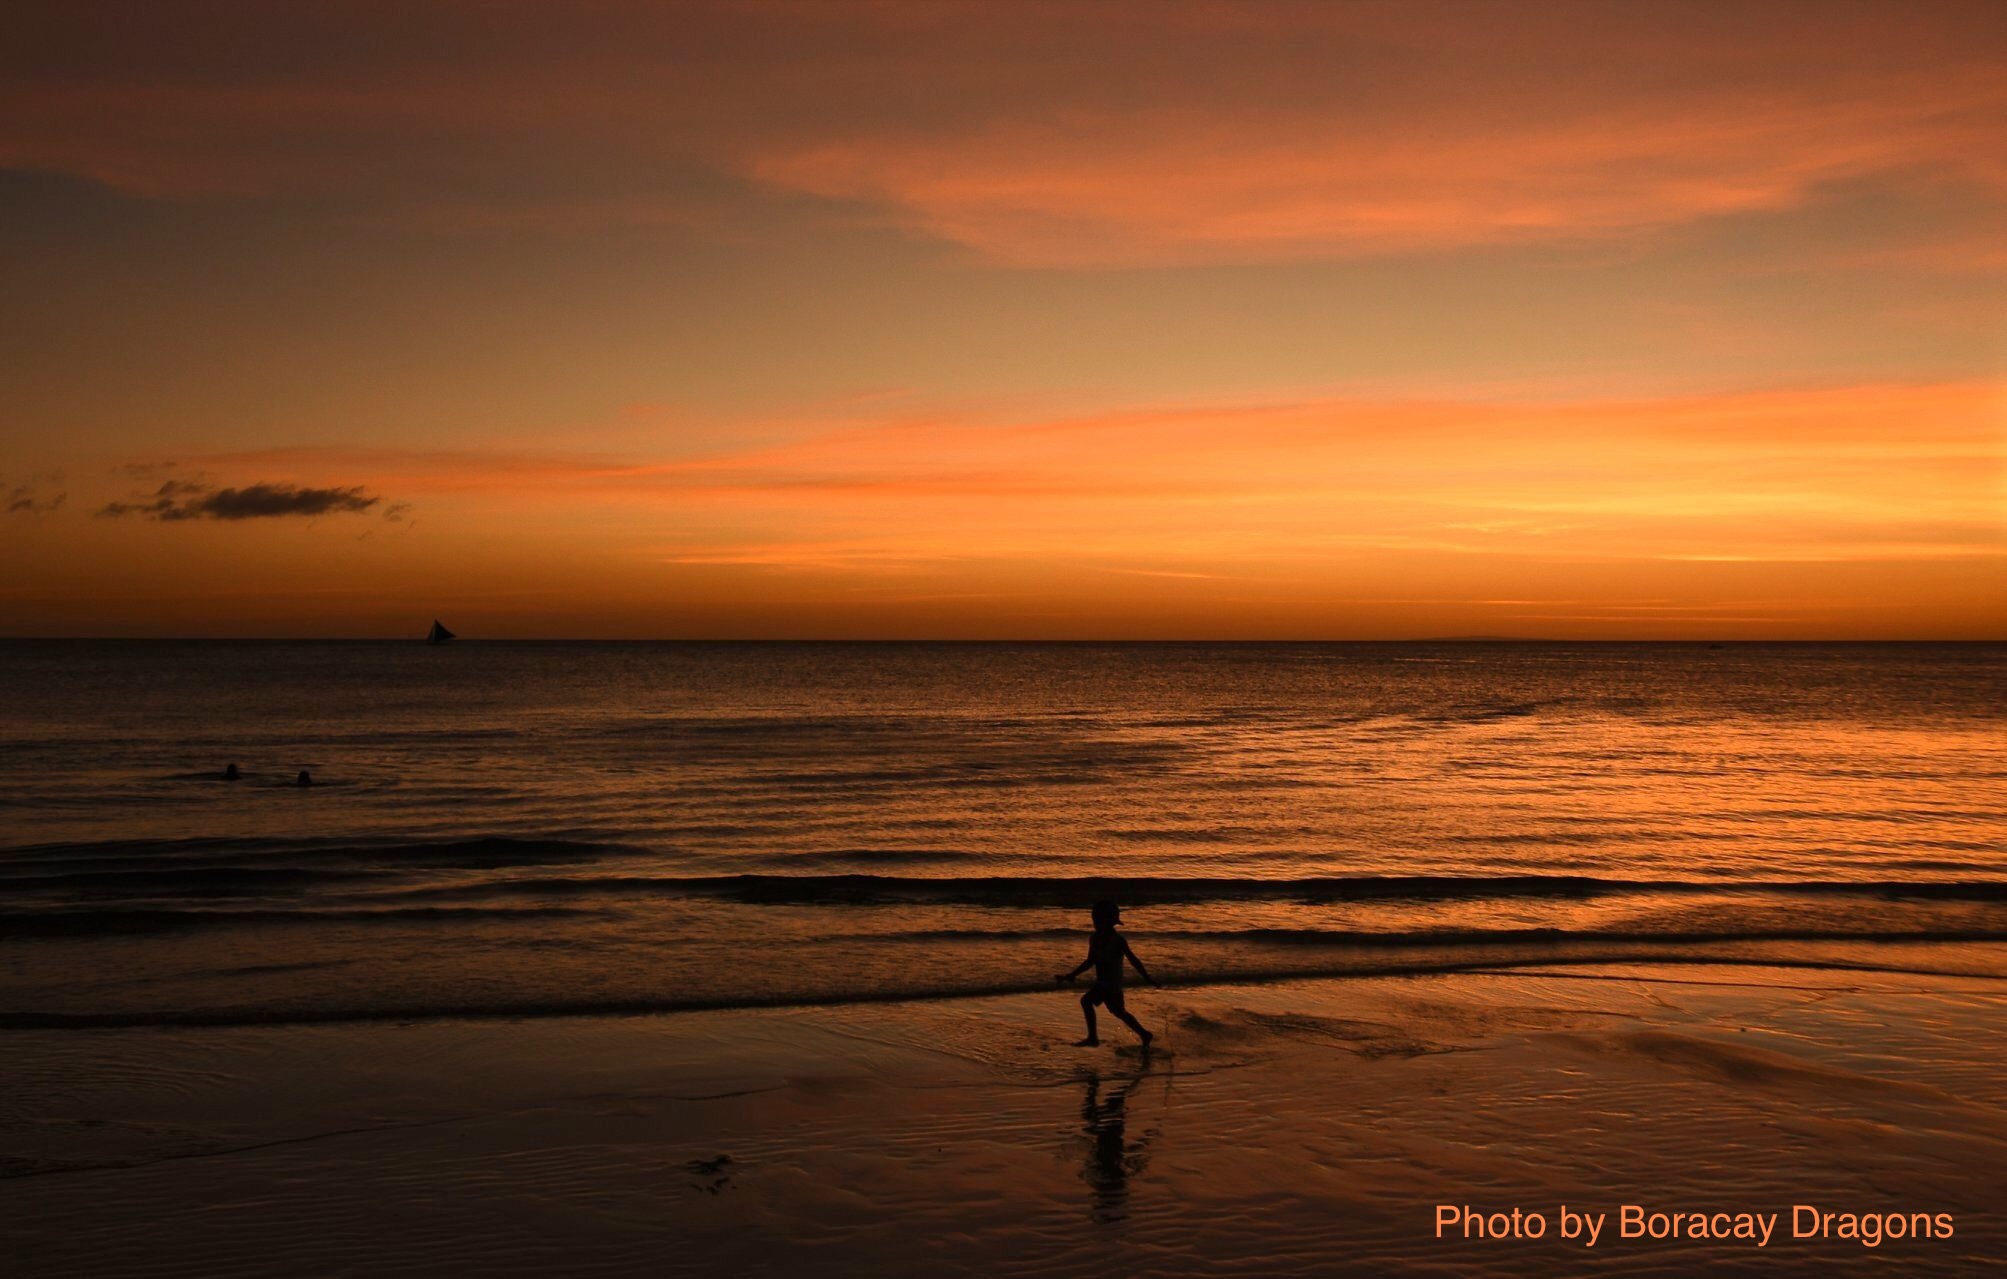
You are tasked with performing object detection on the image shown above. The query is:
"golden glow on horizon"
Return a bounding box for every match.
[1,2,2003,637]
[8,382,1999,638]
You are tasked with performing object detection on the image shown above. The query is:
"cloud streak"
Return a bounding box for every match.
[189,380,2006,571]
[7,2,2003,267]
[99,480,383,521]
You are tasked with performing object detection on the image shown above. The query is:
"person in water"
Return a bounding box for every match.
[1055,900,1155,1048]
[295,769,313,787]
[222,763,240,781]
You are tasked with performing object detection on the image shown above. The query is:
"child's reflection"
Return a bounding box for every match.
[1077,1070,1152,1223]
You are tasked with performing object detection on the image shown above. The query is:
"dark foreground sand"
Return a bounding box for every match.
[5,963,2004,1276]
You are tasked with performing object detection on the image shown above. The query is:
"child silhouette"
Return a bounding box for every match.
[1055,900,1155,1048]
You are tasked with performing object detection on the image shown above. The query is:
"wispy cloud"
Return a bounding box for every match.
[8,3,2003,268]
[185,380,2005,573]
[4,474,67,516]
[751,85,2007,267]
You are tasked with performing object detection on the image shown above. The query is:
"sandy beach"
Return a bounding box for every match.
[7,962,2002,1276]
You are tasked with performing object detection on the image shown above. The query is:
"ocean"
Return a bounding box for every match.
[3,641,2003,1027]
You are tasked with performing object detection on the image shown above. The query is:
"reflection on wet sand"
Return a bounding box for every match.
[1077,1069,1155,1223]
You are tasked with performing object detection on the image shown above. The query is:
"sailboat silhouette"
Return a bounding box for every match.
[426,620,456,645]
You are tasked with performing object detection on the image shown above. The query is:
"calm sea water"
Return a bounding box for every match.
[2,641,2003,1025]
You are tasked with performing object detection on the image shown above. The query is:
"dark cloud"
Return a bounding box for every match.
[4,475,67,515]
[97,483,182,519]
[7,490,68,515]
[99,480,384,521]
[196,483,379,519]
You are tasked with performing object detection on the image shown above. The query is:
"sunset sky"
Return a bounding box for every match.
[3,0,2002,638]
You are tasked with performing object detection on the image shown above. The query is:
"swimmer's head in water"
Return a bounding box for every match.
[295,770,313,787]
[1091,900,1121,929]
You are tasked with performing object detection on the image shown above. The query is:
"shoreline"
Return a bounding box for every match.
[6,962,2004,1275]
[6,938,2004,1031]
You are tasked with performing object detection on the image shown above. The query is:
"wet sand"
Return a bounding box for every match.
[5,964,2004,1276]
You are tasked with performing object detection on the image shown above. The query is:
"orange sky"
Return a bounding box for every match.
[3,1,2002,638]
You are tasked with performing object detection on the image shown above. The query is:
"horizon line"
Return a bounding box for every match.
[3,635,2002,645]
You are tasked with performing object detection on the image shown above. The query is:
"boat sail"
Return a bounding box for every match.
[425,620,456,645]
